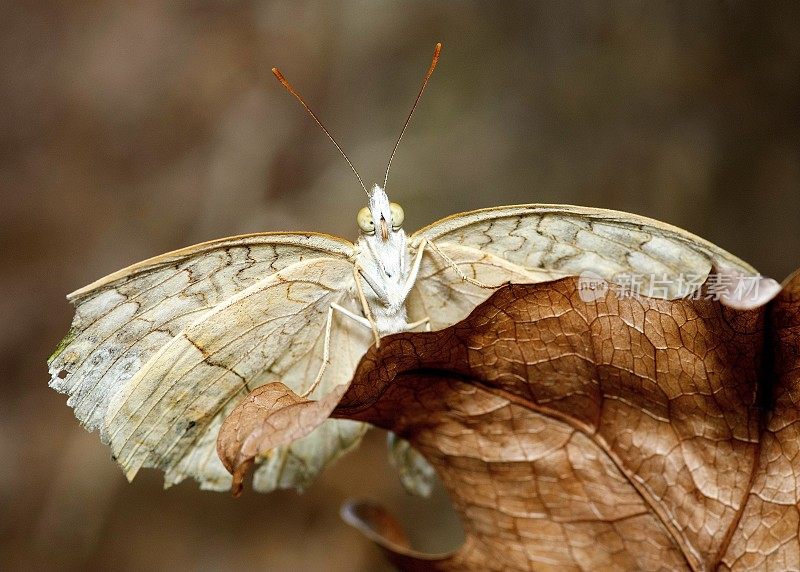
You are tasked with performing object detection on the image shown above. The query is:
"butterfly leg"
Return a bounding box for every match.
[353,264,382,348]
[301,305,335,398]
[330,302,371,327]
[425,238,500,289]
[397,240,433,330]
[404,316,431,331]
[400,236,428,302]
[301,302,375,398]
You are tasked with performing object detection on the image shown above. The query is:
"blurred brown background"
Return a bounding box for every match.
[2,2,798,571]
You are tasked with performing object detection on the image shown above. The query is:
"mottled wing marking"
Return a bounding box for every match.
[407,243,563,330]
[413,204,756,298]
[49,233,352,439]
[252,278,373,493]
[104,257,368,490]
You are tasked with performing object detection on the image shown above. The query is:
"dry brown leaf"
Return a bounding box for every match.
[720,269,800,570]
[217,382,349,496]
[219,270,800,571]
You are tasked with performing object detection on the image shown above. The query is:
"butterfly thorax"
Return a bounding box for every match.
[354,185,413,335]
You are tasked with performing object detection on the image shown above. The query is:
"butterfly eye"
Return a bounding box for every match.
[357,207,375,234]
[389,203,405,230]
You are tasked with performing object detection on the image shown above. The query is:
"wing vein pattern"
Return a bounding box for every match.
[49,233,370,491]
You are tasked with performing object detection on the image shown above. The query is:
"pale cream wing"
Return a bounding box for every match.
[407,242,563,330]
[104,257,372,491]
[252,276,373,494]
[413,204,757,298]
[49,232,353,440]
[387,431,437,498]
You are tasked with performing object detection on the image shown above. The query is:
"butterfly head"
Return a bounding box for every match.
[357,184,404,241]
[356,185,407,297]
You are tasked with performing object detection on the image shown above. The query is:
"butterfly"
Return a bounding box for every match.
[49,43,762,495]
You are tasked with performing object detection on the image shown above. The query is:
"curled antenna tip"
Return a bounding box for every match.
[272,68,291,89]
[431,43,442,67]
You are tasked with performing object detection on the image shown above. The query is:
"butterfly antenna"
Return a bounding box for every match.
[382,42,442,191]
[272,67,369,196]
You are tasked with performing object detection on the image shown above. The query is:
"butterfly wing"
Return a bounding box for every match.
[111,256,370,490]
[49,232,352,435]
[412,204,756,300]
[406,241,563,330]
[50,233,370,490]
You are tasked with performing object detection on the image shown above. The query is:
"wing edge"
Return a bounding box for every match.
[68,231,354,301]
[411,203,756,274]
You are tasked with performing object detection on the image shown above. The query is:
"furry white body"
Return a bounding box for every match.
[353,185,417,336]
